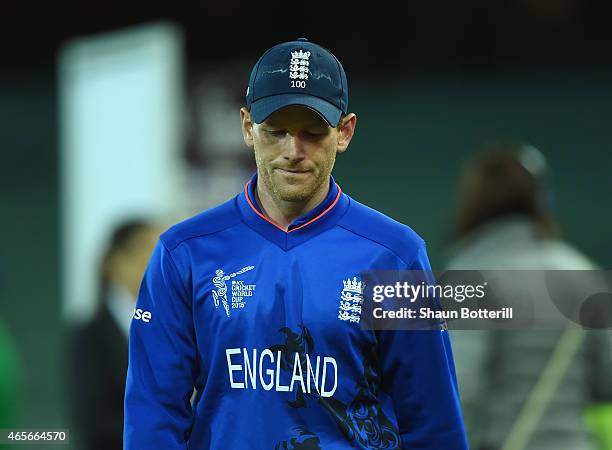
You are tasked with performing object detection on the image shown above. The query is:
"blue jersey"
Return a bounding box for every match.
[124,175,467,450]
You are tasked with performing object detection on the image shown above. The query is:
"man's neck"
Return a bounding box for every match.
[255,179,330,231]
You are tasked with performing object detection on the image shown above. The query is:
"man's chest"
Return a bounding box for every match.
[192,251,368,335]
[184,234,404,365]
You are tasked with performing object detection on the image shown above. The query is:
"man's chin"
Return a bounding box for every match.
[271,174,313,199]
[276,186,314,202]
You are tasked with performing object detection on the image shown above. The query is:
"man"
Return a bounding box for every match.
[124,38,467,449]
[70,219,158,450]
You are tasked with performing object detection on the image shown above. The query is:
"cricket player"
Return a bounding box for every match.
[124,38,468,449]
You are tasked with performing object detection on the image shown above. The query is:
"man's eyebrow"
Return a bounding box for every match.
[261,118,329,129]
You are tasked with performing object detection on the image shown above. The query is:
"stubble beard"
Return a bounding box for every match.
[256,152,336,204]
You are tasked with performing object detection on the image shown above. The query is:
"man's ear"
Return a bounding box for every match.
[240,107,254,148]
[336,113,357,154]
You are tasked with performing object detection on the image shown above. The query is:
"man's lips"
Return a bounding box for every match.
[275,168,310,174]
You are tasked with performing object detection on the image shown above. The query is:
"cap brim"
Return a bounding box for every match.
[250,94,343,127]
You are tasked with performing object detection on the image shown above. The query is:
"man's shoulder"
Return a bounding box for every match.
[160,196,242,251]
[339,196,425,264]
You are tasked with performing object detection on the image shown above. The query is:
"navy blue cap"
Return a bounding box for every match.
[246,38,348,127]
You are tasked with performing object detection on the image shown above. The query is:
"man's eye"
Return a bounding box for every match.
[267,130,286,137]
[303,131,326,138]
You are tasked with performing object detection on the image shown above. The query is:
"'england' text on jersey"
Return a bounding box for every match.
[225,348,338,397]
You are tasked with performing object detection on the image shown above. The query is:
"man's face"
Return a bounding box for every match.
[109,227,159,299]
[241,105,355,203]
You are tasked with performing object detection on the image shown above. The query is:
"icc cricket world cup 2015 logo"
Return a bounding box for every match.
[212,266,255,318]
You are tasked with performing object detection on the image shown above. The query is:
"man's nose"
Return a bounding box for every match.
[283,134,306,162]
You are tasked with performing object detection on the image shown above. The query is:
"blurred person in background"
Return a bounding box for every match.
[445,141,612,450]
[69,219,158,450]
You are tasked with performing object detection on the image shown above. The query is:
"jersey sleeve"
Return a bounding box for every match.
[377,244,468,449]
[124,239,196,450]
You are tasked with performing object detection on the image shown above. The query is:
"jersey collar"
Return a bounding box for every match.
[236,172,349,250]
